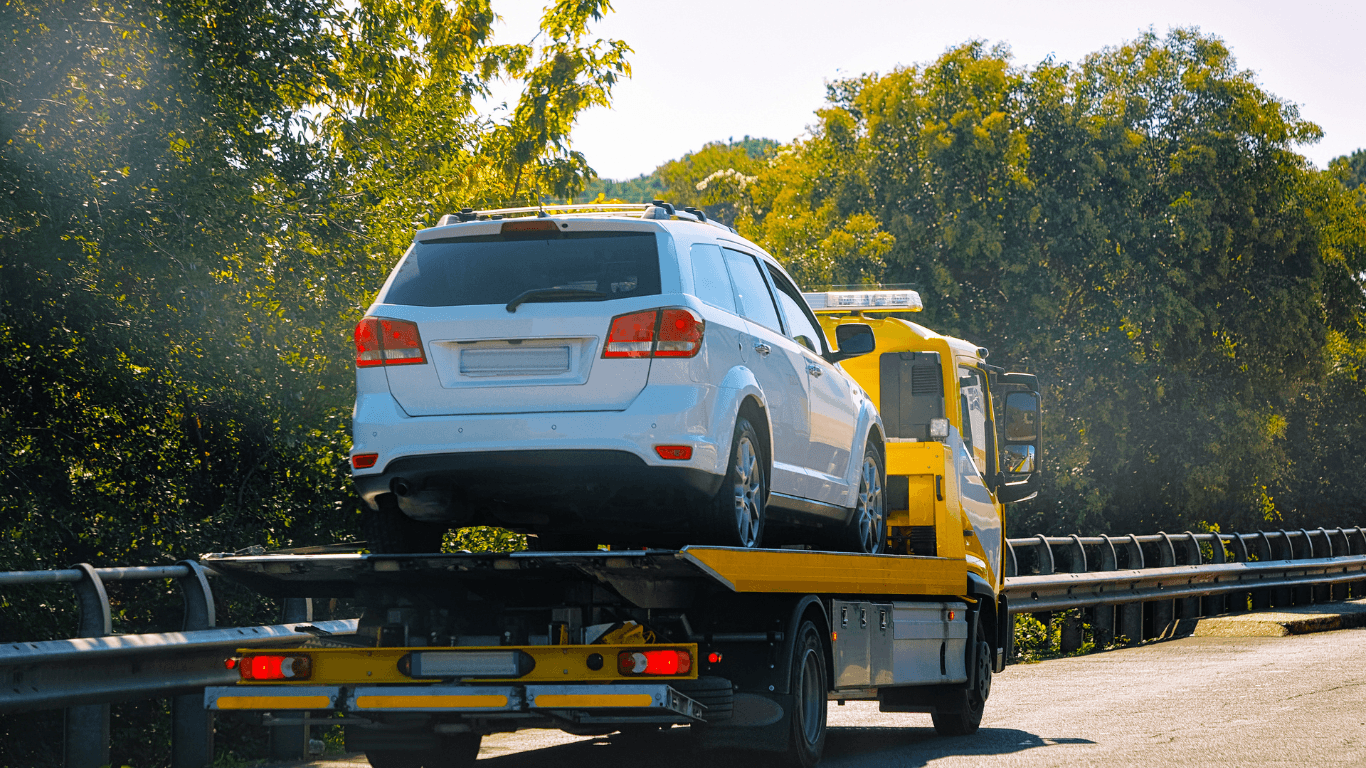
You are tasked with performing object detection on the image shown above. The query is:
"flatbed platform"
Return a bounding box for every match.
[202,547,967,602]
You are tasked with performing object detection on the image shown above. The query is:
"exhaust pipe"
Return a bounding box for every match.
[392,479,412,497]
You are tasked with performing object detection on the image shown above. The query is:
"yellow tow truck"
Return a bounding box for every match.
[202,288,1042,768]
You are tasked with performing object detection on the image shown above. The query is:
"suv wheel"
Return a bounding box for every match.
[699,417,766,548]
[837,442,886,554]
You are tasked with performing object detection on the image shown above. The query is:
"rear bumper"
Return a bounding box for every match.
[353,449,725,531]
[205,682,705,721]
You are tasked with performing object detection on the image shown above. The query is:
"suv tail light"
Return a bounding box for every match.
[603,308,704,359]
[355,317,427,368]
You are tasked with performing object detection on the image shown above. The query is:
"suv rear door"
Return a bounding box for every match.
[721,246,814,499]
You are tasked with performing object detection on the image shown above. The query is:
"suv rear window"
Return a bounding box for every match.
[381,231,662,307]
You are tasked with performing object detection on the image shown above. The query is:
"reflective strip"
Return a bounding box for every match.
[533,693,654,708]
[354,695,508,709]
[216,695,330,710]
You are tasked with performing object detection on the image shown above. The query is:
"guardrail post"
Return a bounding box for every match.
[1226,534,1249,614]
[1316,528,1339,602]
[268,598,314,760]
[1177,533,1204,624]
[1091,537,1118,647]
[1250,533,1273,609]
[1296,529,1317,605]
[1028,536,1055,652]
[1153,533,1178,638]
[65,564,112,768]
[1353,528,1366,598]
[1059,536,1086,653]
[1202,533,1227,617]
[1118,535,1145,645]
[172,561,216,768]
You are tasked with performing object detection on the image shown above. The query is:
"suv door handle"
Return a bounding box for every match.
[806,364,823,377]
[753,341,772,356]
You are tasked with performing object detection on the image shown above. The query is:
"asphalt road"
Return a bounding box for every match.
[298,626,1366,767]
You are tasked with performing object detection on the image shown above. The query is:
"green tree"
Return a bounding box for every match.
[727,32,1366,535]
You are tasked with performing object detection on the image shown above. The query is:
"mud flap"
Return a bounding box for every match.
[691,691,791,753]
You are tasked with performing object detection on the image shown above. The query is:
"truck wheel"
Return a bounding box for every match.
[783,620,828,768]
[364,734,480,768]
[931,617,992,736]
[837,442,886,554]
[700,417,766,548]
[362,496,446,554]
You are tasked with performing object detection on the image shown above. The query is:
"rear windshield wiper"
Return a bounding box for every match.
[505,288,609,313]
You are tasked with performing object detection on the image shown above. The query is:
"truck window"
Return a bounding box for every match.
[958,366,989,475]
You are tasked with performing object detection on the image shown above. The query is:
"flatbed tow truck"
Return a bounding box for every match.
[202,288,1042,768]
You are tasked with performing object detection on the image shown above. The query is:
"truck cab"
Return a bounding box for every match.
[806,288,1042,663]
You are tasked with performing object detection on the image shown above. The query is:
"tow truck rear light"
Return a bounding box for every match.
[354,317,427,368]
[617,649,692,676]
[236,654,313,681]
[603,309,704,359]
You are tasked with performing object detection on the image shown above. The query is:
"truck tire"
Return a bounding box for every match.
[931,614,992,736]
[362,495,446,554]
[783,620,828,768]
[673,676,735,723]
[699,418,766,548]
[836,442,886,554]
[364,733,480,768]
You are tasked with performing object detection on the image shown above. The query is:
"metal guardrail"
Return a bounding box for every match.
[0,561,355,768]
[2,528,1363,767]
[1002,527,1366,652]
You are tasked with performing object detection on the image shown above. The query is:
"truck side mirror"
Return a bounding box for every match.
[1004,392,1040,441]
[828,323,875,363]
[997,388,1042,503]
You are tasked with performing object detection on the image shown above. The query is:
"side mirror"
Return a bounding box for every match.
[997,386,1042,504]
[1004,392,1040,441]
[1002,443,1035,474]
[829,323,875,363]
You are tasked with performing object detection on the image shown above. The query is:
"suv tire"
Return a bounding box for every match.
[698,417,766,548]
[836,442,886,554]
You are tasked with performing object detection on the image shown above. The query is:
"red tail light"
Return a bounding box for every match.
[654,445,693,460]
[238,654,313,681]
[656,309,704,357]
[617,649,692,676]
[351,453,379,469]
[603,310,657,358]
[603,309,704,359]
[355,317,427,368]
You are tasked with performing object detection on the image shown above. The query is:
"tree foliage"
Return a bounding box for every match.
[1,1,624,762]
[666,31,1366,535]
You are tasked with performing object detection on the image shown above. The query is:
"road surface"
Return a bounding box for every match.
[296,626,1366,767]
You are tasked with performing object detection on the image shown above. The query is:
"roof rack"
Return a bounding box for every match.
[434,201,735,232]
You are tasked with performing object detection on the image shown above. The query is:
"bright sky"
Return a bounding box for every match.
[489,0,1365,181]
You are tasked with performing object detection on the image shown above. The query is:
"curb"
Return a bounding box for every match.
[1191,599,1366,637]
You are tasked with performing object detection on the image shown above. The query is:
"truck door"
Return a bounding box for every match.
[956,365,1003,584]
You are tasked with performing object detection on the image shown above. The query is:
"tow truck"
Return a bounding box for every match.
[201,288,1042,768]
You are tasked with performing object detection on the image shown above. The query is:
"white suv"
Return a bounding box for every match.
[350,202,886,553]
